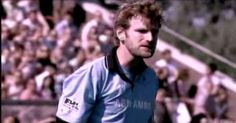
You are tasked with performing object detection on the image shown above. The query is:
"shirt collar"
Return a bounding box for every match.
[105,46,148,83]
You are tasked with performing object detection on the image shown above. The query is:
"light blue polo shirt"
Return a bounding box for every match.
[56,47,159,123]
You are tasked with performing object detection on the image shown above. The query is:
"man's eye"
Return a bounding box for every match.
[137,29,148,33]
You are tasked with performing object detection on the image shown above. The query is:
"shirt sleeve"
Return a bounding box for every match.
[56,63,101,123]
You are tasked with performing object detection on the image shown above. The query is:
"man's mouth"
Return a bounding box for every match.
[141,45,153,49]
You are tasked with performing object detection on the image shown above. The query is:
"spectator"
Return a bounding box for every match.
[1,48,11,75]
[155,49,179,84]
[35,65,57,91]
[20,79,40,100]
[5,71,24,100]
[84,40,103,63]
[18,50,38,80]
[36,45,54,67]
[171,68,190,99]
[97,28,114,54]
[155,65,168,89]
[21,9,42,33]
[41,30,57,50]
[21,7,49,36]
[2,0,24,23]
[153,89,173,123]
[50,46,65,65]
[205,85,228,120]
[13,24,30,42]
[40,76,57,100]
[17,0,38,14]
[193,63,221,115]
[54,10,76,36]
[1,82,8,100]
[1,24,10,48]
[80,10,103,49]
[68,46,86,69]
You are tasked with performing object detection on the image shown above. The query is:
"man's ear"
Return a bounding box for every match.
[116,27,126,41]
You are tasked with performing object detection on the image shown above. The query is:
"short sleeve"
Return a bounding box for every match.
[56,63,101,123]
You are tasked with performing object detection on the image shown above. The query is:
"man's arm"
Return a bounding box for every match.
[56,63,101,123]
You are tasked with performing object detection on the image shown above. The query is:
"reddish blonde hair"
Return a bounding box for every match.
[113,0,163,45]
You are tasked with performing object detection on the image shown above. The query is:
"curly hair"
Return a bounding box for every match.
[113,0,163,45]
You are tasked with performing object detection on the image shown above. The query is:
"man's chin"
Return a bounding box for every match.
[140,53,154,58]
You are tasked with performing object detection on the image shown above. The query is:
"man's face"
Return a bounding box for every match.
[123,15,159,58]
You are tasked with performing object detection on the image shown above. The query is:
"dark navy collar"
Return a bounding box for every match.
[105,46,148,84]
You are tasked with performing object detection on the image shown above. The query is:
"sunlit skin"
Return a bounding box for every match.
[117,15,159,68]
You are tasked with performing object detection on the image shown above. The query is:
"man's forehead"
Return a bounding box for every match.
[129,15,158,29]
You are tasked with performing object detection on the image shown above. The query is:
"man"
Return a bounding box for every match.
[56,0,163,122]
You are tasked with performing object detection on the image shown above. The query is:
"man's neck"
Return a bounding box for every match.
[116,45,143,71]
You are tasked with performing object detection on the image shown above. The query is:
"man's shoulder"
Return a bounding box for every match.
[73,56,107,75]
[63,56,108,86]
[144,67,158,82]
[145,67,156,76]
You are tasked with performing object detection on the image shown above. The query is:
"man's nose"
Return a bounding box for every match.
[145,32,153,42]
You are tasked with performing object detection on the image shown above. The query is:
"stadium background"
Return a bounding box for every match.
[1,0,236,122]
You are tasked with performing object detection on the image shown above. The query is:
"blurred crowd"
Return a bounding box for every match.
[1,0,234,123]
[153,49,231,123]
[1,0,114,102]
